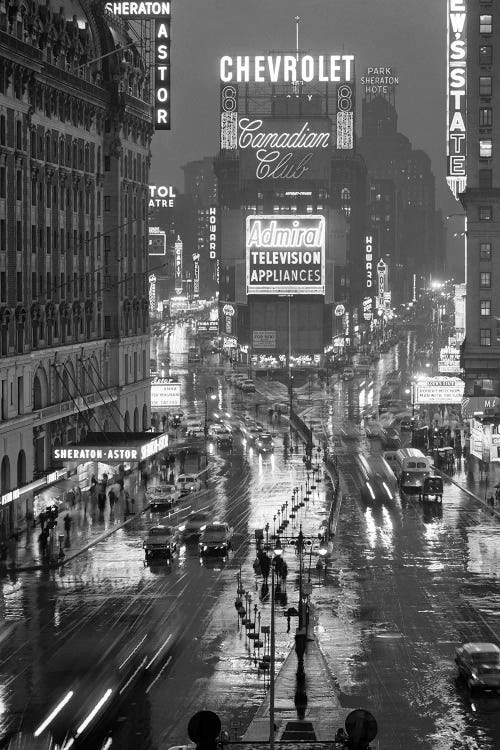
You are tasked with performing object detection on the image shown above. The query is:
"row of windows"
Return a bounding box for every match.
[0,269,146,304]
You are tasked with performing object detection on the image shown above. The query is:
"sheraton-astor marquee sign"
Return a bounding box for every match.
[246,215,325,296]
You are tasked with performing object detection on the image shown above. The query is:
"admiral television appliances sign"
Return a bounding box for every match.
[246,215,325,295]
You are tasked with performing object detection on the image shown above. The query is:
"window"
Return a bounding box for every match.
[480,242,492,260]
[480,328,492,346]
[104,155,110,171]
[16,171,21,201]
[16,221,21,252]
[481,300,492,317]
[480,138,492,157]
[480,76,492,96]
[480,15,492,34]
[104,195,111,211]
[479,205,492,220]
[480,271,492,288]
[0,168,5,199]
[480,45,493,65]
[480,107,492,127]
[16,272,22,301]
[31,225,36,253]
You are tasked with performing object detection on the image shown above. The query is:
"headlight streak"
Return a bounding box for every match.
[74,688,113,737]
[118,634,148,670]
[34,691,74,737]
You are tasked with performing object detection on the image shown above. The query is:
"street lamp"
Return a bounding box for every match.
[204,387,217,458]
[269,537,282,750]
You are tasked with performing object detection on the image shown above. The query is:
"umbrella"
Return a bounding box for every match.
[494,483,500,488]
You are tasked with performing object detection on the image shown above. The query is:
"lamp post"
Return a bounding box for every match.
[204,387,216,460]
[269,538,282,750]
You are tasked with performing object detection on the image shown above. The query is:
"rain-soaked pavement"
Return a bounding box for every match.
[2,326,500,749]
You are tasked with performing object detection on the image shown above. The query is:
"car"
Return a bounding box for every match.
[199,521,234,556]
[255,433,274,453]
[382,426,401,450]
[244,425,264,444]
[176,473,202,496]
[143,524,179,561]
[146,484,180,511]
[342,367,355,380]
[274,402,290,415]
[209,424,233,450]
[184,420,205,438]
[240,379,256,393]
[421,475,443,502]
[455,643,500,692]
[399,416,414,432]
[230,372,247,385]
[178,510,211,540]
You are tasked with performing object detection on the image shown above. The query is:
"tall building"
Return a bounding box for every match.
[0,0,153,538]
[358,95,443,303]
[450,0,500,398]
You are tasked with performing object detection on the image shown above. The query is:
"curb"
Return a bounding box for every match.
[9,505,151,573]
[433,466,500,520]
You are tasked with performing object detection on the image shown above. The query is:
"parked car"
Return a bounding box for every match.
[146,484,180,511]
[342,366,355,380]
[255,433,274,453]
[455,642,500,692]
[176,473,202,496]
[239,379,256,393]
[143,524,178,561]
[178,510,211,540]
[199,522,234,556]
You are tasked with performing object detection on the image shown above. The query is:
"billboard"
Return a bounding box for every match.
[151,379,181,408]
[148,227,166,255]
[246,215,325,295]
[238,117,332,183]
[413,376,465,405]
[446,0,467,197]
[220,54,354,84]
[253,331,276,349]
[438,345,461,373]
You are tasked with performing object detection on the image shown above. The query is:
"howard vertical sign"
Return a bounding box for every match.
[446,0,466,197]
[246,215,325,295]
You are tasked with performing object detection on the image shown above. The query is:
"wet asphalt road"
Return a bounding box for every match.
[2,328,500,749]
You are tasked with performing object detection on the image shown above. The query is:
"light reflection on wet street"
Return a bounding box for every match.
[2,331,500,748]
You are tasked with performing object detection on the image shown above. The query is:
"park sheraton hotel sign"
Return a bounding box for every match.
[246,215,325,295]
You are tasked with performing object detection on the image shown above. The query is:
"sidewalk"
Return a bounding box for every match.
[4,450,203,573]
[242,622,346,742]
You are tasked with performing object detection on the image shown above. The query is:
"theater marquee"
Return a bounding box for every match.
[246,215,325,296]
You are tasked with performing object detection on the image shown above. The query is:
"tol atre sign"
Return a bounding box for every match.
[246,215,325,295]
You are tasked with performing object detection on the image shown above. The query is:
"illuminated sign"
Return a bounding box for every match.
[336,84,354,149]
[151,378,181,408]
[222,304,235,316]
[1,488,19,506]
[148,227,166,256]
[238,118,331,182]
[438,345,461,373]
[220,54,354,83]
[193,253,200,296]
[365,235,373,290]
[377,259,387,310]
[446,0,467,197]
[363,296,373,321]
[105,1,170,16]
[246,215,325,295]
[149,185,176,208]
[220,84,238,150]
[360,66,399,95]
[52,434,168,463]
[174,235,183,294]
[209,206,218,260]
[461,396,500,419]
[253,330,276,349]
[414,376,465,405]
[149,273,156,310]
[334,304,345,317]
[155,18,170,130]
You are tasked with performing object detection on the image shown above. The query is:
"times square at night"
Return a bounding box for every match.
[2,1,500,749]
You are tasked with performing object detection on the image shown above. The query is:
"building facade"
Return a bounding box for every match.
[456,0,500,397]
[0,0,153,536]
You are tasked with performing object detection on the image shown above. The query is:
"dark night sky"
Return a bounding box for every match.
[149,0,458,216]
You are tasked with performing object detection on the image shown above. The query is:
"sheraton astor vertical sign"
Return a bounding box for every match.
[246,215,325,295]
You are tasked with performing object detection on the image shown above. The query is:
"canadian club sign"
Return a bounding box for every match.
[246,215,325,295]
[238,117,331,182]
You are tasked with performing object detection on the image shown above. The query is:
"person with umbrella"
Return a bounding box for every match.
[494,483,500,505]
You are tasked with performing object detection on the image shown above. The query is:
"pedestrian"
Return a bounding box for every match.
[124,490,131,517]
[39,510,46,532]
[108,489,116,512]
[179,449,186,473]
[97,491,106,515]
[168,471,175,485]
[488,495,495,508]
[63,513,72,541]
[141,470,149,489]
[38,530,48,557]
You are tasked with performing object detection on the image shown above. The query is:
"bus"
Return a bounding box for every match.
[393,448,432,495]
